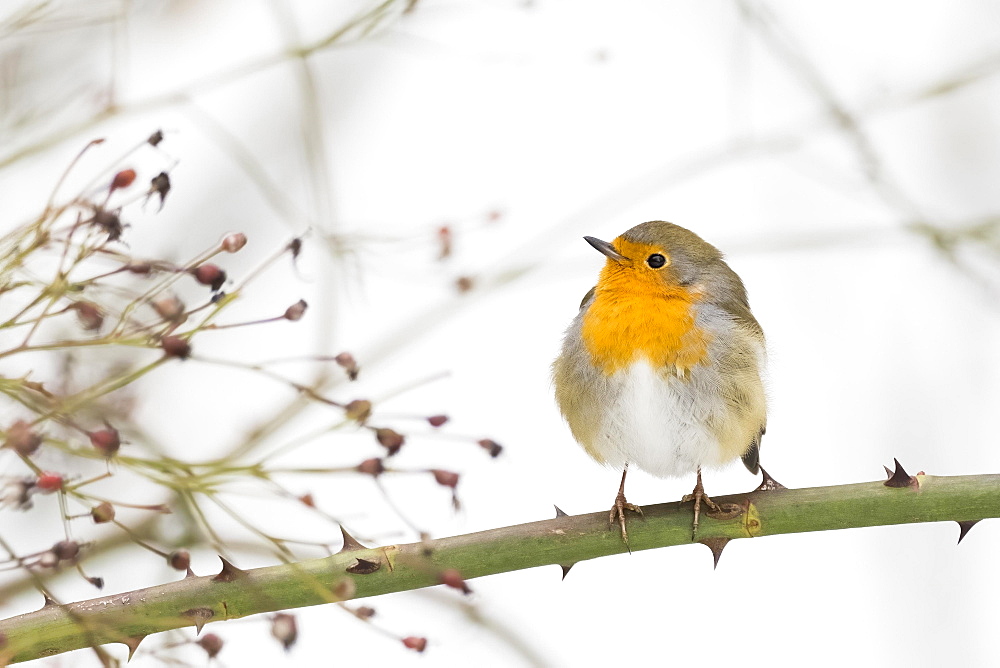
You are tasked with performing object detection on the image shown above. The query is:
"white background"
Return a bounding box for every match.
[3,1,1000,666]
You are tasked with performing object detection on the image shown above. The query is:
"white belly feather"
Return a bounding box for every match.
[591,360,733,478]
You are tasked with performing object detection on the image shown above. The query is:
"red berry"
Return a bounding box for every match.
[89,427,120,456]
[357,458,384,476]
[192,264,226,291]
[402,637,427,652]
[110,169,137,191]
[430,469,459,488]
[161,335,191,359]
[36,472,64,493]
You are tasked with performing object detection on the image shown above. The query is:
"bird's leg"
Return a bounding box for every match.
[681,467,721,538]
[610,464,643,545]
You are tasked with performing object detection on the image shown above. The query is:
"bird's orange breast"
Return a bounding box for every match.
[581,261,709,376]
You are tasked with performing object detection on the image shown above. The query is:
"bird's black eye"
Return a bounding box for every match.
[646,253,666,269]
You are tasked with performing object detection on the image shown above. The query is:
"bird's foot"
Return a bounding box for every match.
[681,473,740,539]
[609,491,643,546]
[681,482,719,539]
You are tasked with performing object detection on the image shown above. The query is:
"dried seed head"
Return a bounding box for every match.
[71,302,104,331]
[161,335,191,359]
[3,479,34,510]
[5,420,42,456]
[334,352,359,380]
[477,438,503,458]
[192,264,226,291]
[91,501,116,523]
[110,169,137,191]
[333,577,357,599]
[36,472,64,493]
[92,209,124,241]
[270,613,298,651]
[89,427,121,457]
[344,399,372,423]
[53,540,80,561]
[438,568,471,594]
[126,260,153,275]
[221,232,247,253]
[427,415,449,427]
[431,469,460,489]
[437,225,453,260]
[196,633,223,658]
[284,299,308,321]
[357,458,384,477]
[375,428,405,456]
[168,550,191,571]
[402,637,428,652]
[37,551,59,569]
[149,172,171,209]
[151,294,185,321]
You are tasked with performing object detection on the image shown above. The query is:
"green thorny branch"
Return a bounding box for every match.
[1,465,997,664]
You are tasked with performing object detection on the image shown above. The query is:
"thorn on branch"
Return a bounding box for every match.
[182,607,215,634]
[754,466,786,491]
[956,520,980,544]
[213,557,246,582]
[699,537,730,570]
[883,458,918,488]
[122,635,146,660]
[338,526,370,552]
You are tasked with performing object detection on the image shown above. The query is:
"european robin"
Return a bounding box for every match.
[552,221,766,542]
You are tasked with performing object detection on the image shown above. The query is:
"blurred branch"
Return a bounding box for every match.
[3,471,998,663]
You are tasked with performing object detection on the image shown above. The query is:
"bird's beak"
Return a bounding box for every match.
[584,236,627,263]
